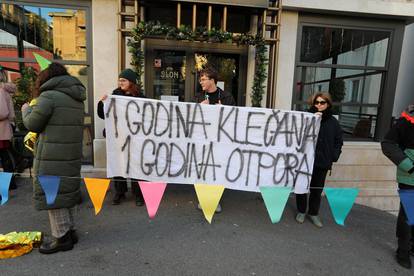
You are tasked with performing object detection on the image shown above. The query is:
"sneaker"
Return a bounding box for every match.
[112,193,125,205]
[309,215,323,228]
[197,203,222,213]
[215,203,222,213]
[295,213,306,224]
[396,249,412,269]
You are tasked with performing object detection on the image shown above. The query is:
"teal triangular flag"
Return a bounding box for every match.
[38,175,61,205]
[399,190,414,226]
[33,53,51,70]
[325,187,359,226]
[259,186,291,223]
[0,172,13,205]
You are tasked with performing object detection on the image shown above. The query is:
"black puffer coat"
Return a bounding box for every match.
[311,107,343,169]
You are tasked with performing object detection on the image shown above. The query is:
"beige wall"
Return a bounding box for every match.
[92,0,118,167]
[274,11,298,110]
[330,142,399,213]
[283,0,414,18]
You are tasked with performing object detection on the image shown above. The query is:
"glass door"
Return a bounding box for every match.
[150,50,186,101]
[193,53,241,105]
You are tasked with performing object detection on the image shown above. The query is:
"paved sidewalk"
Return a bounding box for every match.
[0,178,411,275]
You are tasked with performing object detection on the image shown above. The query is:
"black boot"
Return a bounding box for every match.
[39,231,74,254]
[9,175,17,190]
[135,194,144,206]
[396,248,412,269]
[70,229,78,244]
[112,193,125,205]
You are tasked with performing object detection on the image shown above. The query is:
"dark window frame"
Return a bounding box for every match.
[293,13,405,141]
[1,0,94,163]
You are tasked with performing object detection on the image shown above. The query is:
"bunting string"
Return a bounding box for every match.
[0,172,403,191]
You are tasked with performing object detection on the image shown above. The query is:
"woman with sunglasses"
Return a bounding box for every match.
[295,92,343,228]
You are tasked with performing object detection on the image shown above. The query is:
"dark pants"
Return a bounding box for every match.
[397,183,414,252]
[296,167,328,215]
[113,177,143,199]
[0,148,16,189]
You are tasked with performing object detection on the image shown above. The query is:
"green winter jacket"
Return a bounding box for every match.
[381,106,414,186]
[22,75,86,210]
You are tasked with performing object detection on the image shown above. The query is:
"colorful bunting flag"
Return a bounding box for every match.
[194,184,225,224]
[33,53,51,70]
[259,186,291,223]
[0,172,13,205]
[325,187,359,226]
[398,189,414,226]
[139,181,167,219]
[84,178,111,215]
[38,175,60,205]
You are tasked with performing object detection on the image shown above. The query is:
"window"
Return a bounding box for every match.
[0,2,92,163]
[294,24,392,140]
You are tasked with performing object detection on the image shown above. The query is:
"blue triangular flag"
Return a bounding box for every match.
[399,190,414,226]
[259,186,291,223]
[325,187,359,226]
[38,175,61,205]
[0,172,13,205]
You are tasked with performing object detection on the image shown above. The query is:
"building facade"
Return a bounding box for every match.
[1,0,414,212]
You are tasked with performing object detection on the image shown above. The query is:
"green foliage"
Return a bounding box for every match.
[13,66,38,131]
[128,21,267,107]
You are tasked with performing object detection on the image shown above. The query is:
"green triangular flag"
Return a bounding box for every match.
[33,53,51,70]
[325,187,359,226]
[259,186,291,224]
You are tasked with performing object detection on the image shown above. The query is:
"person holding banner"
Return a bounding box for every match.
[295,92,343,228]
[22,63,86,254]
[381,104,414,269]
[97,68,145,206]
[194,67,236,213]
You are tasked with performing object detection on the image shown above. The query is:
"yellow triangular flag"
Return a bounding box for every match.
[194,184,225,224]
[84,178,110,215]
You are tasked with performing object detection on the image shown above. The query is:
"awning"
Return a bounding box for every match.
[172,0,268,8]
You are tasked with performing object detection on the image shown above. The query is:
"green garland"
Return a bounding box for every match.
[128,21,267,107]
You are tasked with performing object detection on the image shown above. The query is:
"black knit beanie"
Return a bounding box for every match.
[119,69,138,84]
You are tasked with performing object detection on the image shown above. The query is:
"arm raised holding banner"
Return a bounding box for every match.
[195,67,236,213]
[295,92,343,228]
[97,69,146,207]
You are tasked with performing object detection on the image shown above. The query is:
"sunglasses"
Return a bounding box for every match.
[315,100,327,105]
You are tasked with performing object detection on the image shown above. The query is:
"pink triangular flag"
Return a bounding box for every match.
[138,181,167,219]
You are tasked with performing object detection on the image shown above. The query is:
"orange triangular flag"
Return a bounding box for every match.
[194,184,225,224]
[84,178,110,215]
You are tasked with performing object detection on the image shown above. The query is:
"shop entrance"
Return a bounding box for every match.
[145,40,247,105]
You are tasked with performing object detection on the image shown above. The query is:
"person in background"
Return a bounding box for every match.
[381,104,414,270]
[22,63,86,254]
[194,67,236,213]
[97,68,145,206]
[0,82,17,190]
[295,92,343,228]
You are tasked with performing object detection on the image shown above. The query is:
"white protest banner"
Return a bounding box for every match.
[104,96,321,193]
